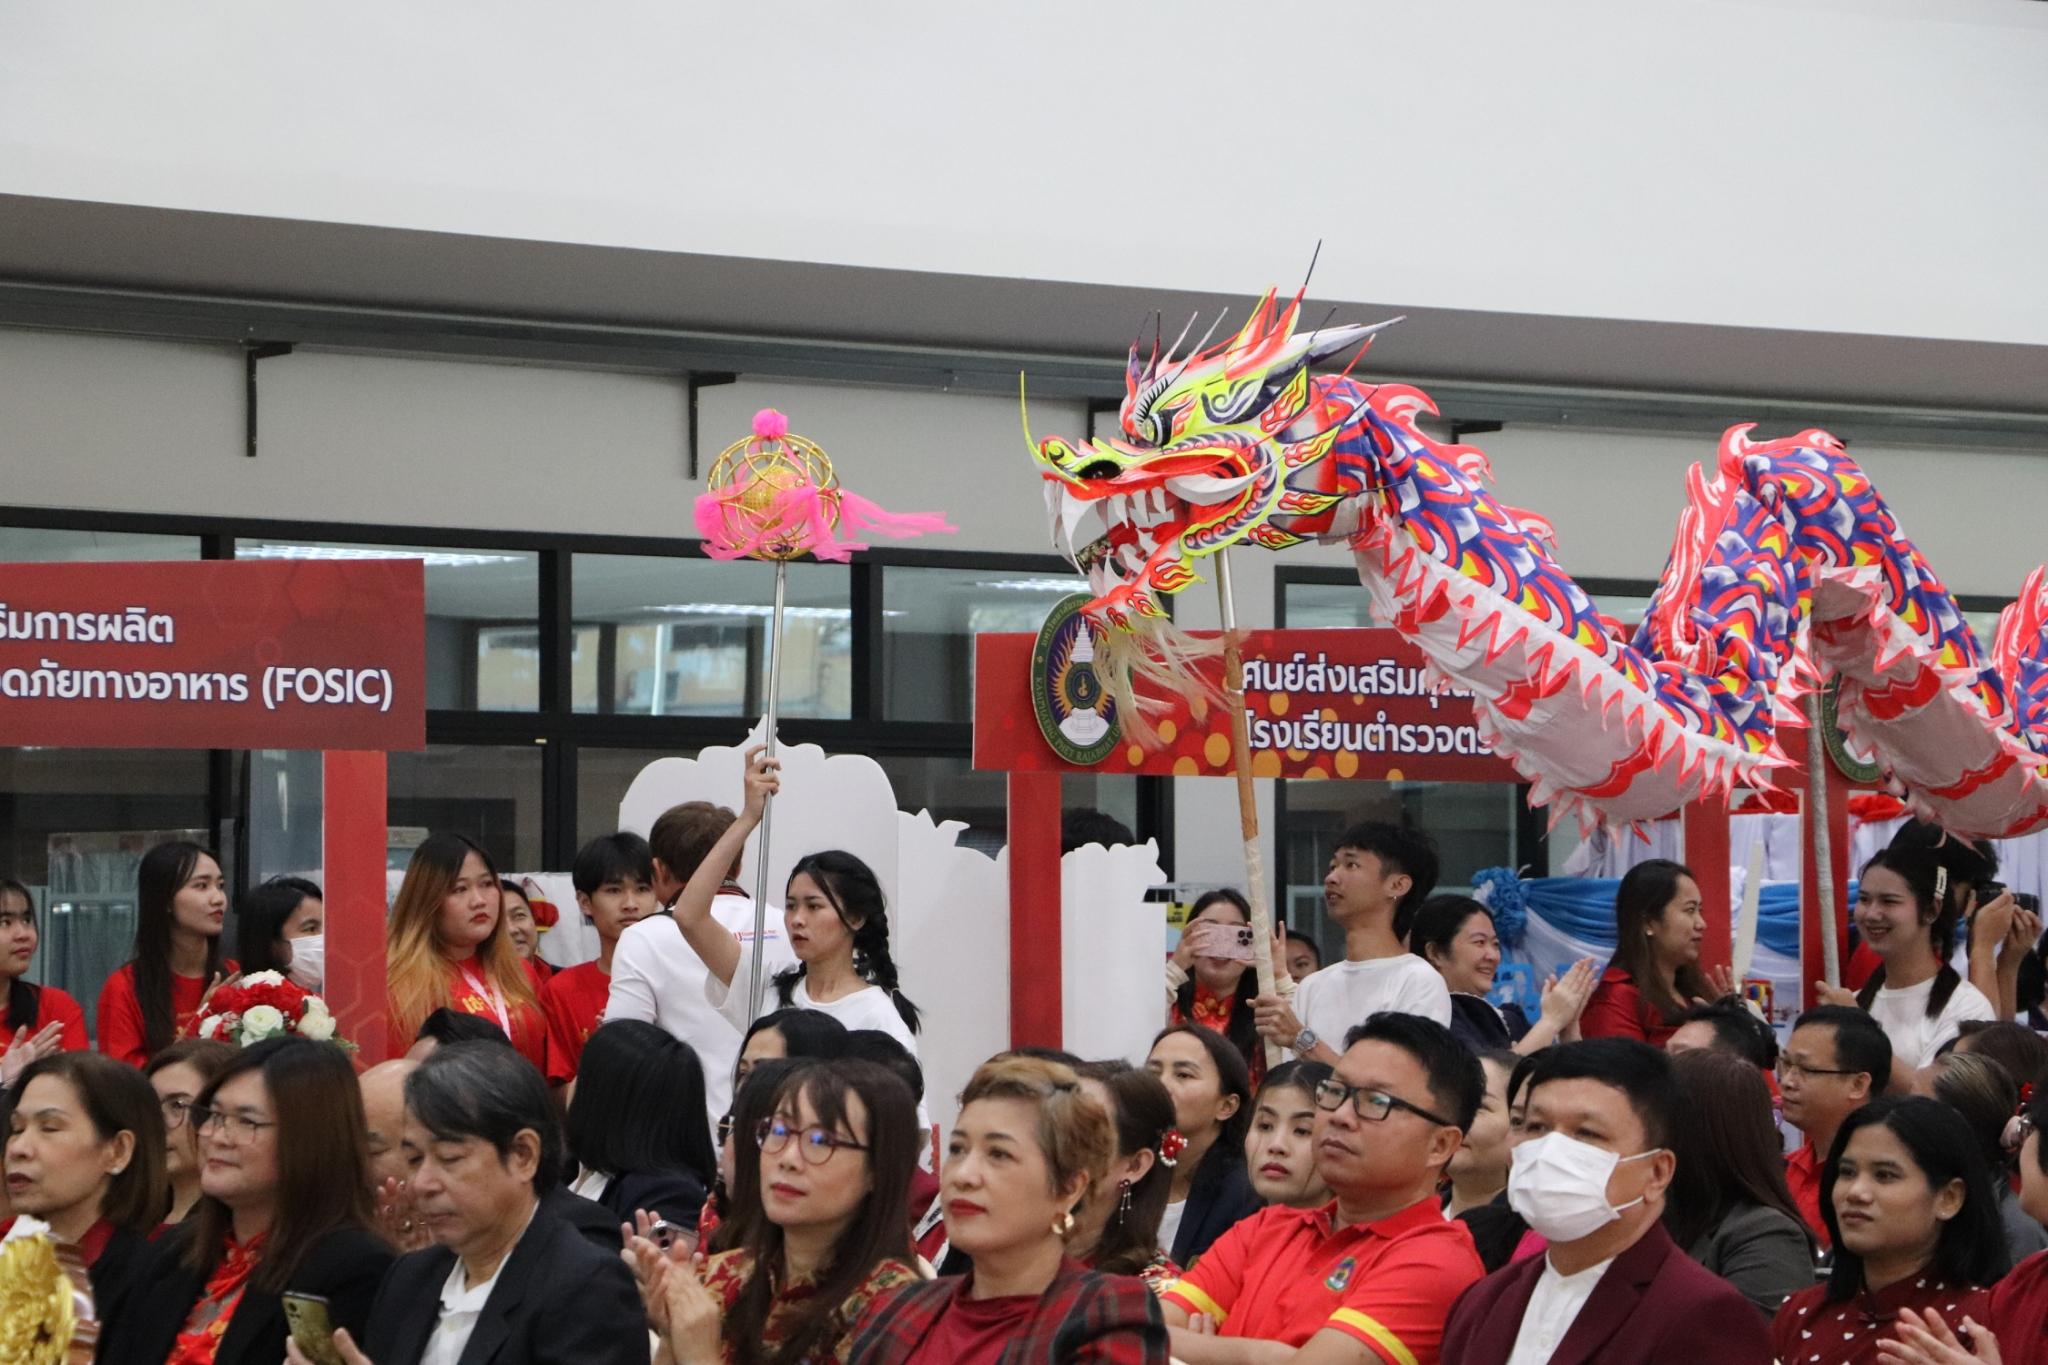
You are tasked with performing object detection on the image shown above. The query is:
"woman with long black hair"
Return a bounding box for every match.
[1164,889,1271,1087]
[566,1019,718,1237]
[0,874,86,1059]
[672,749,921,1051]
[231,876,324,988]
[1145,1024,1259,1268]
[1072,1060,1182,1291]
[97,841,233,1067]
[1581,858,1717,1046]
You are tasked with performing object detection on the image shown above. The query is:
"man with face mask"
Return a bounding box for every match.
[1440,1039,1770,1363]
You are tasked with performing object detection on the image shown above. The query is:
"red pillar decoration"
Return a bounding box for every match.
[1681,800,1733,976]
[1008,770,1063,1049]
[324,750,390,1063]
[1798,755,1853,1010]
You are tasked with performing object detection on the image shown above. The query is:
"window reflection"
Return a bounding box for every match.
[884,567,1087,722]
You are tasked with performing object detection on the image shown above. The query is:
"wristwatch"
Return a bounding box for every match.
[1293,1027,1318,1054]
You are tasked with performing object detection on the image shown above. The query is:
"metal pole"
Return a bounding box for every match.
[1215,551,1282,1068]
[1805,693,1841,988]
[747,560,789,1020]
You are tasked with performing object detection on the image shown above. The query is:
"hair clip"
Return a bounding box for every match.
[1159,1128,1188,1167]
[1935,866,1949,904]
[2021,1083,2037,1112]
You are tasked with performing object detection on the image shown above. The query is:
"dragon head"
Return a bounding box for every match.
[1030,287,1398,631]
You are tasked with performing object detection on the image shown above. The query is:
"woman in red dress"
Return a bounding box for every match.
[384,834,545,1068]
[1771,1096,2005,1365]
[0,874,87,1062]
[1580,858,1716,1046]
[96,842,233,1068]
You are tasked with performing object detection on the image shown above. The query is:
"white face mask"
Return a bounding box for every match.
[1507,1130,1663,1243]
[286,935,325,992]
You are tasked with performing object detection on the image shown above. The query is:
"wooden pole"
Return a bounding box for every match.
[1215,552,1282,1068]
[1805,692,1842,990]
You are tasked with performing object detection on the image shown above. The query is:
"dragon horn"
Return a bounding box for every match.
[1019,371,1038,458]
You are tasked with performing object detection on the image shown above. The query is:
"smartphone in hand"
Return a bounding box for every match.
[282,1292,346,1365]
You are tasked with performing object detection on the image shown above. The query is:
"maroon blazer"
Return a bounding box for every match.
[1439,1222,1772,1365]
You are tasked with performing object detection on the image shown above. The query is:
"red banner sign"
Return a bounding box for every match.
[975,627,1518,782]
[0,559,426,750]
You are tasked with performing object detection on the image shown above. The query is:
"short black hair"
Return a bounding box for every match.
[567,1020,716,1187]
[572,832,656,898]
[1007,1045,1086,1068]
[1674,998,1779,1070]
[1333,822,1440,928]
[1342,1012,1483,1132]
[416,1008,511,1051]
[1284,928,1322,967]
[1061,808,1134,855]
[1792,1006,1893,1095]
[1522,1039,1680,1150]
[1407,895,1491,968]
[405,1041,561,1193]
[843,1028,924,1105]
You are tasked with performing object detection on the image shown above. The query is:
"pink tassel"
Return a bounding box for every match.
[835,491,956,542]
[753,408,790,440]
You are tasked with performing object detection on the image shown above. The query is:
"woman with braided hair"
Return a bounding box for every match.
[671,747,922,1054]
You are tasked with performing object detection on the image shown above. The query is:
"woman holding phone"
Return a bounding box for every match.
[1164,889,1287,1087]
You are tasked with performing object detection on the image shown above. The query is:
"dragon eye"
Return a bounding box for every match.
[1075,459,1121,481]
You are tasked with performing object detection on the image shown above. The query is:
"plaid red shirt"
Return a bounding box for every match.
[848,1259,1168,1364]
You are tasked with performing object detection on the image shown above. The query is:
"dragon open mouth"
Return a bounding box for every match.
[1043,471,1258,628]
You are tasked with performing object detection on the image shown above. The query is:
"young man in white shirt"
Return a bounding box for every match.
[1439,1039,1769,1363]
[604,799,794,1129]
[1256,822,1451,1065]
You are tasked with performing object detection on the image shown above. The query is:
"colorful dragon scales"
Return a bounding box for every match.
[1029,287,2048,838]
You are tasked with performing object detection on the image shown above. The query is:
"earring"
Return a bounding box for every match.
[1114,1179,1133,1226]
[1052,1210,1075,1237]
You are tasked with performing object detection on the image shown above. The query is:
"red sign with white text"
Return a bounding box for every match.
[975,627,1518,782]
[0,559,425,750]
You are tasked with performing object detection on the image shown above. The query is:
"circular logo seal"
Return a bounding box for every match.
[1031,593,1121,765]
[1821,677,1884,784]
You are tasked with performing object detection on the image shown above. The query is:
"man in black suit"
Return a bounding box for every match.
[310,1042,648,1365]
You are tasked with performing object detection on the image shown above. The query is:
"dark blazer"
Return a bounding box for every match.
[849,1260,1167,1364]
[538,1183,626,1252]
[1683,1200,1816,1317]
[362,1205,649,1365]
[1169,1146,1262,1267]
[98,1223,394,1365]
[1457,1189,1531,1273]
[596,1167,709,1233]
[85,1225,151,1333]
[1449,993,1531,1052]
[1440,1221,1772,1364]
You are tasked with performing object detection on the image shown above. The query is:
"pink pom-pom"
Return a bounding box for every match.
[752,408,790,440]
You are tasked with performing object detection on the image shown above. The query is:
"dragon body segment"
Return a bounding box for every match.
[1031,287,2048,838]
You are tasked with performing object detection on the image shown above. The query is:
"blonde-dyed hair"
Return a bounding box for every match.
[959,1055,1114,1221]
[386,833,536,1042]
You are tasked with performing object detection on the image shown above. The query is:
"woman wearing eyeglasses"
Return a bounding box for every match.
[626,1059,918,1365]
[103,1036,394,1365]
[3,1051,168,1330]
[144,1039,237,1226]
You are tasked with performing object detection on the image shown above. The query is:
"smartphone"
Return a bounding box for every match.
[1189,921,1258,963]
[2019,892,2041,916]
[282,1292,346,1365]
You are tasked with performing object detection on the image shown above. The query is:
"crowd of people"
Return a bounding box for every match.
[3,744,2048,1362]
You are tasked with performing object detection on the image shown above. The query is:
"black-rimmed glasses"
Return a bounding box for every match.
[1775,1058,1857,1082]
[755,1118,868,1164]
[1313,1077,1454,1128]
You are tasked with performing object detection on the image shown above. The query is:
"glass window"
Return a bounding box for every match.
[1281,580,1375,630]
[883,567,1088,722]
[234,541,540,711]
[575,746,696,848]
[1280,779,1520,954]
[388,744,543,871]
[0,527,202,562]
[573,554,851,719]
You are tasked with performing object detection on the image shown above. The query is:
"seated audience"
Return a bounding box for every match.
[1441,1039,1771,1363]
[1244,1059,1334,1211]
[107,1036,394,1365]
[1580,859,1714,1046]
[849,1054,1168,1362]
[0,873,87,1051]
[354,1040,648,1365]
[144,1039,236,1225]
[1930,1051,2048,1267]
[1409,894,1597,1054]
[1948,1018,2048,1091]
[1285,928,1322,984]
[1444,1049,1516,1219]
[704,1058,800,1254]
[97,840,233,1067]
[3,1051,167,1327]
[1839,828,1996,1073]
[1145,1024,1259,1266]
[1072,1059,1181,1290]
[1667,995,1780,1071]
[385,833,547,1070]
[358,1058,418,1196]
[1663,1049,1814,1315]
[842,1028,940,1257]
[736,1007,851,1093]
[405,1006,510,1060]
[1782,1005,1894,1246]
[541,832,658,1085]
[1771,1096,2005,1364]
[627,1060,917,1364]
[1162,1013,1485,1362]
[567,1019,717,1235]
[1459,1051,1541,1272]
[1167,888,1280,1086]
[1254,823,1450,1066]
[232,875,325,987]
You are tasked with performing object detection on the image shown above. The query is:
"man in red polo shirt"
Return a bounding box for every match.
[1778,1004,1890,1246]
[1161,1012,1485,1364]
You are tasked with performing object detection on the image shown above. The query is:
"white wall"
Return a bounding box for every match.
[1,2,2043,346]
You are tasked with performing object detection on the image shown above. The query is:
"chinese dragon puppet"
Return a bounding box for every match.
[1028,286,2048,838]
